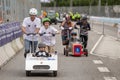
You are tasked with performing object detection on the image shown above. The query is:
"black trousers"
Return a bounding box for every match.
[80,35,88,48]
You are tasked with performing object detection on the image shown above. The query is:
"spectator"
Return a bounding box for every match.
[0,17,3,24]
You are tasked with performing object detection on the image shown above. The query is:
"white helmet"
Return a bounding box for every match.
[29,8,38,15]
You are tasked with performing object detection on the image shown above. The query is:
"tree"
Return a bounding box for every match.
[46,0,120,7]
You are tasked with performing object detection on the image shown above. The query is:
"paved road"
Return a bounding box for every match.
[0,23,119,80]
[91,22,120,80]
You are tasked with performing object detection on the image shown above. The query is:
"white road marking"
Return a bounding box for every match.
[91,53,107,57]
[93,60,103,64]
[97,67,110,72]
[92,53,118,60]
[90,35,104,54]
[104,77,117,80]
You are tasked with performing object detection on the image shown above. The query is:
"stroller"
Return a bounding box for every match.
[62,27,88,57]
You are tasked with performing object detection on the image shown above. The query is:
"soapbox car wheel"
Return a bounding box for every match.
[64,48,66,55]
[26,71,31,76]
[65,49,69,56]
[53,71,57,77]
[84,49,88,57]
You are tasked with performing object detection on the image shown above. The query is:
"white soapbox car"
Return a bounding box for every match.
[25,52,58,77]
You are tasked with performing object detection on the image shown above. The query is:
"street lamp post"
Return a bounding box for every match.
[70,0,73,12]
[89,0,92,16]
[98,0,101,16]
[54,0,56,10]
[39,0,41,10]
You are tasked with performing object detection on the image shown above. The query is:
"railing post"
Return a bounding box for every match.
[102,22,105,35]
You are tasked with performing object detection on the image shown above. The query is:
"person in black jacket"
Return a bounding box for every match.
[35,43,50,57]
[76,17,91,48]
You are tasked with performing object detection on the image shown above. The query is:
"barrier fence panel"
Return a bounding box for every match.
[0,29,2,46]
[0,26,7,46]
[90,16,119,38]
[0,22,22,47]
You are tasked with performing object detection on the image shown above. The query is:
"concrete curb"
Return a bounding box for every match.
[11,40,19,53]
[0,37,24,68]
[4,43,16,58]
[15,38,24,50]
[0,46,9,67]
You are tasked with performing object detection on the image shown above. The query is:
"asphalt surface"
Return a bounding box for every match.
[0,23,120,80]
[92,22,120,80]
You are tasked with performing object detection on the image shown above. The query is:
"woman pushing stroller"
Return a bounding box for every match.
[60,14,75,49]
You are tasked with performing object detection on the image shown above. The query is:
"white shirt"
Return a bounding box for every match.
[22,17,41,41]
[39,26,58,46]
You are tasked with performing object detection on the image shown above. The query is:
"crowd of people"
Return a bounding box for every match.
[21,8,91,58]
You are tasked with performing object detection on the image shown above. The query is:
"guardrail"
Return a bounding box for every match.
[0,22,23,68]
[0,22,23,46]
[90,16,120,23]
[90,16,120,35]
